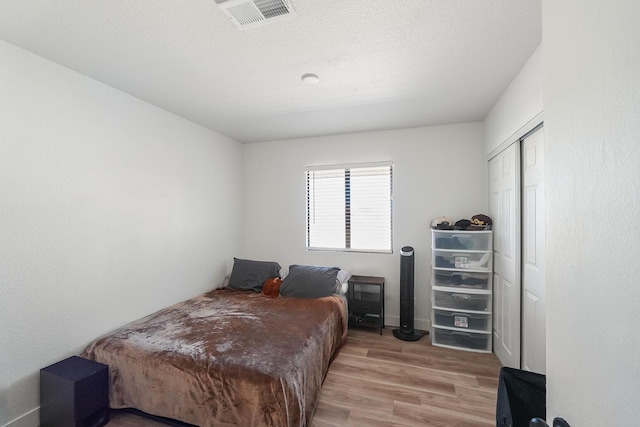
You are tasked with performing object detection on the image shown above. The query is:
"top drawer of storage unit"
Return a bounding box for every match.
[432,230,492,251]
[433,250,492,271]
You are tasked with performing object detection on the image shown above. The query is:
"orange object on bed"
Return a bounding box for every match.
[261,277,282,298]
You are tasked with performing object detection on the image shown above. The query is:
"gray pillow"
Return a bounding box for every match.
[228,258,281,292]
[280,265,340,298]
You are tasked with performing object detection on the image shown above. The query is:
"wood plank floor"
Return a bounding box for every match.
[106,328,502,427]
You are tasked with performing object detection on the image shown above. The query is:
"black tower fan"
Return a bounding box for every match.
[393,246,425,341]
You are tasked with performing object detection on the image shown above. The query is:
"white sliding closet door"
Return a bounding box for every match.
[489,124,546,371]
[521,128,546,374]
[489,143,521,368]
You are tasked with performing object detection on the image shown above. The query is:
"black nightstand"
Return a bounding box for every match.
[40,356,109,427]
[347,275,385,334]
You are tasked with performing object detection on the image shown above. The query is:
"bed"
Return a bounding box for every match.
[81,260,348,427]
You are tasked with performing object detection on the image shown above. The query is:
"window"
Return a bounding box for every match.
[306,162,393,253]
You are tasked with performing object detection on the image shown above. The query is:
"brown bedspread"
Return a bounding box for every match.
[82,288,348,427]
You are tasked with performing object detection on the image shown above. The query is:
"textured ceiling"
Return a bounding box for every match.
[0,0,541,143]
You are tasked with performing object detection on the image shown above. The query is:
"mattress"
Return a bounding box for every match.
[82,288,348,426]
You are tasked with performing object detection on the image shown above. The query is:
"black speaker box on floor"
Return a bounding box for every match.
[393,246,425,341]
[40,356,109,427]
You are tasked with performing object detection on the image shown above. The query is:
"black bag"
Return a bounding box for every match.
[496,367,546,427]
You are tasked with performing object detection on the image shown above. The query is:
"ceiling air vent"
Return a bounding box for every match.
[215,0,296,29]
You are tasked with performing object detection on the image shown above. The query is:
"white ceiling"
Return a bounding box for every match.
[0,0,541,143]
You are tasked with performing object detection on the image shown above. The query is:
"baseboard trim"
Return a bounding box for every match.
[385,315,431,333]
[2,407,39,427]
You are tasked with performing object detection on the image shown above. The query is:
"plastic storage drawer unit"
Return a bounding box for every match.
[432,289,491,312]
[432,328,492,352]
[433,309,491,331]
[431,228,493,353]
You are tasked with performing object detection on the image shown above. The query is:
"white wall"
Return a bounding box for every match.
[484,45,543,155]
[242,123,487,329]
[0,40,243,427]
[543,1,640,424]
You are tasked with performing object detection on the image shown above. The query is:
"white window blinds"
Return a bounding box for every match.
[306,162,393,253]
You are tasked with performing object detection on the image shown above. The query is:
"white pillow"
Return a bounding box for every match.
[335,270,351,294]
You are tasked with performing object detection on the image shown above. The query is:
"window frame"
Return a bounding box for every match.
[305,161,393,254]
